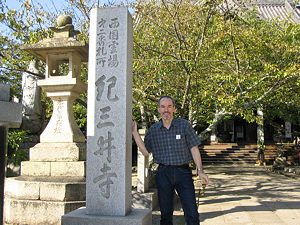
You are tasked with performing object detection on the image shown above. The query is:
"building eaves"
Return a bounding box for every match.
[229,0,300,23]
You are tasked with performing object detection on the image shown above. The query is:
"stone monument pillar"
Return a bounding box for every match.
[21,60,43,134]
[0,83,22,225]
[62,7,151,225]
[4,15,87,225]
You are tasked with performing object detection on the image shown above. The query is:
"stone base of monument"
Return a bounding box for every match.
[62,207,152,225]
[5,176,86,200]
[4,143,87,225]
[132,188,158,210]
[4,198,85,225]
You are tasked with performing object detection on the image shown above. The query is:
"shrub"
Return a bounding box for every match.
[7,129,31,166]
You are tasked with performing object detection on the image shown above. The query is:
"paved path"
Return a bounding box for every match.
[151,165,300,225]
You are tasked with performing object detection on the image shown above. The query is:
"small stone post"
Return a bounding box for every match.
[257,108,265,165]
[257,108,264,145]
[132,128,158,210]
[137,128,149,193]
[285,121,292,140]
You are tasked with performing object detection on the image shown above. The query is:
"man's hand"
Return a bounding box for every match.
[131,120,149,157]
[132,120,138,134]
[198,171,209,185]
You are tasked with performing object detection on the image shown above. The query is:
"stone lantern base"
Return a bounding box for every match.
[4,143,86,225]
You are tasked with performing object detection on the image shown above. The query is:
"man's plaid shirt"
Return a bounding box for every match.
[144,118,201,165]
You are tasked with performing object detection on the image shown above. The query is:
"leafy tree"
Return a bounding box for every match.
[133,0,300,141]
[0,0,106,165]
[0,0,135,102]
[0,0,299,148]
[0,0,136,165]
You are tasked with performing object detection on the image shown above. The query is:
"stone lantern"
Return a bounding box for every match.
[23,14,88,143]
[4,15,87,225]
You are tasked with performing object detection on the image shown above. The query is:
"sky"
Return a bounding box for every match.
[4,0,135,23]
[6,0,66,11]
[2,0,135,34]
[1,0,67,35]
[5,0,135,12]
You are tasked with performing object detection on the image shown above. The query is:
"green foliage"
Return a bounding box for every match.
[7,129,31,166]
[0,0,299,141]
[132,0,300,137]
[73,92,88,134]
[0,0,133,133]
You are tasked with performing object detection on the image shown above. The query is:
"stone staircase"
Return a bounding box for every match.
[199,143,294,165]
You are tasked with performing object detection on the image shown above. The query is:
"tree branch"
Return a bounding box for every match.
[133,97,159,123]
[133,87,159,103]
[134,41,179,60]
[0,66,44,78]
[199,109,233,141]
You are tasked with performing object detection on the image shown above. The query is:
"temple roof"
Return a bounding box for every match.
[230,0,300,23]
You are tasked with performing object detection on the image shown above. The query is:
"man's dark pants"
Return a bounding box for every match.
[156,164,200,225]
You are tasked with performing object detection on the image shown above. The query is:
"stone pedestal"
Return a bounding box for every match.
[132,188,158,210]
[4,143,86,225]
[62,207,151,225]
[38,76,86,143]
[20,143,86,177]
[4,176,85,225]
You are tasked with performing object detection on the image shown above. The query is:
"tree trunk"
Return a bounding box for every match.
[199,109,232,142]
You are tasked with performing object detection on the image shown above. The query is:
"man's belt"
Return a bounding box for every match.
[159,163,189,169]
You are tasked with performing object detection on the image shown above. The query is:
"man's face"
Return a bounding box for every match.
[158,98,175,121]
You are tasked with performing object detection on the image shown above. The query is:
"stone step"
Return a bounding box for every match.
[5,176,86,201]
[201,155,277,160]
[201,154,275,161]
[201,156,277,161]
[203,144,293,148]
[4,198,85,225]
[21,161,86,176]
[200,150,277,154]
[29,142,86,162]
[199,144,297,164]
[202,144,258,149]
[202,160,257,165]
[202,144,294,150]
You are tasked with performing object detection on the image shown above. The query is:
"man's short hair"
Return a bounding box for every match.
[158,96,175,107]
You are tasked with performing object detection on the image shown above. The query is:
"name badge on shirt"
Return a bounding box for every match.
[176,135,181,140]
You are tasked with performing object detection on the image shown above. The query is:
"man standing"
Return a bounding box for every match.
[132,96,209,225]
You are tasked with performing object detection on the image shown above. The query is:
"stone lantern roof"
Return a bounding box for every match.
[22,14,88,62]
